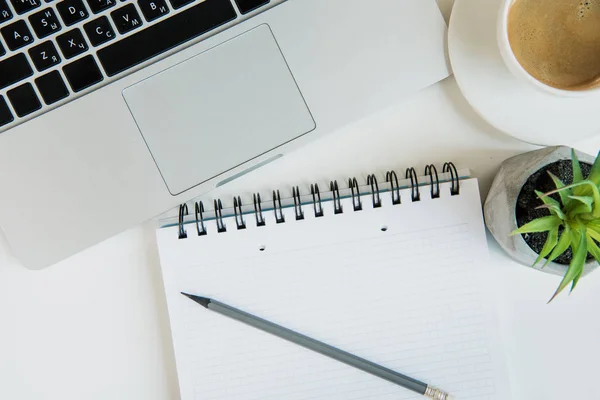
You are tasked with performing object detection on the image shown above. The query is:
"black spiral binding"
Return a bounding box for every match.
[253,193,266,227]
[178,203,188,239]
[367,174,382,208]
[292,186,304,220]
[349,178,362,211]
[175,162,461,238]
[330,181,343,214]
[233,196,246,230]
[405,167,421,202]
[194,201,207,236]
[424,165,440,199]
[443,162,460,195]
[311,184,324,218]
[214,199,226,233]
[386,170,401,205]
[273,190,285,224]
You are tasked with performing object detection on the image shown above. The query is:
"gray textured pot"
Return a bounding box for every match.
[484,146,598,277]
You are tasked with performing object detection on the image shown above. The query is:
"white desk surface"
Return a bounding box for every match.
[2,2,599,399]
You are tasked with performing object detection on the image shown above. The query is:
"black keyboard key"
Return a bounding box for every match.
[35,70,69,104]
[98,0,236,77]
[84,16,114,46]
[56,0,88,26]
[29,8,61,38]
[110,4,141,34]
[28,40,60,70]
[7,82,41,117]
[0,53,33,89]
[63,54,102,91]
[56,28,87,58]
[0,40,4,55]
[10,0,41,15]
[169,0,192,10]
[0,0,13,23]
[86,0,115,13]
[138,0,168,22]
[0,96,14,127]
[234,0,267,14]
[1,20,34,50]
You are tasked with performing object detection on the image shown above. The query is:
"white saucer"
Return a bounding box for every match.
[448,0,600,145]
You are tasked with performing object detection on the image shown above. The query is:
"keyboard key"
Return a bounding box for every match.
[62,54,102,91]
[0,53,33,90]
[10,0,41,15]
[56,28,87,58]
[86,0,115,13]
[169,0,192,10]
[56,0,88,26]
[110,4,141,34]
[0,40,4,55]
[84,16,114,46]
[28,40,60,70]
[35,70,69,104]
[0,96,14,127]
[29,8,61,38]
[1,20,34,50]
[138,0,168,22]
[98,0,236,76]
[0,0,13,23]
[7,82,41,117]
[233,0,268,14]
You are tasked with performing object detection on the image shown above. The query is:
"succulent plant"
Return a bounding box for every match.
[512,149,600,302]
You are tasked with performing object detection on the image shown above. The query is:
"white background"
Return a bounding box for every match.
[1,1,600,399]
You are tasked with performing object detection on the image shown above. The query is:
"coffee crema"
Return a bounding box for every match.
[507,0,600,90]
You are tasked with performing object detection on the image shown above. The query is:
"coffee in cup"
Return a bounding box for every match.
[498,0,600,95]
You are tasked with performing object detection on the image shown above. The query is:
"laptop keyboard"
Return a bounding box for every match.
[0,0,272,130]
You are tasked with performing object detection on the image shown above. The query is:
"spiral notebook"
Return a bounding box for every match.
[156,164,511,400]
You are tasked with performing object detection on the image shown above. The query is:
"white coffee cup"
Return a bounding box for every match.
[496,0,600,97]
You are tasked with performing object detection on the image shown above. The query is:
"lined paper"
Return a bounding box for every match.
[157,179,511,399]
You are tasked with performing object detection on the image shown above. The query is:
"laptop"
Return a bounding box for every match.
[0,0,450,269]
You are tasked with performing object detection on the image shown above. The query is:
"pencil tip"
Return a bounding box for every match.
[181,292,211,308]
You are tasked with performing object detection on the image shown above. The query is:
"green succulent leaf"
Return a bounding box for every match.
[572,150,584,185]
[567,195,593,215]
[588,151,600,186]
[546,172,571,207]
[544,224,572,267]
[535,204,566,219]
[511,216,562,235]
[544,181,600,217]
[549,229,587,302]
[534,226,558,266]
[586,233,600,263]
[586,224,600,242]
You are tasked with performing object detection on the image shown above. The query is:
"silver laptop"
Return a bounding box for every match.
[0,0,450,269]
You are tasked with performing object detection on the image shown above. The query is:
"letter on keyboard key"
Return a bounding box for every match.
[97,0,236,76]
[7,82,42,117]
[28,40,61,71]
[233,0,268,14]
[0,0,13,23]
[56,27,88,58]
[10,0,41,15]
[62,54,103,92]
[84,16,115,46]
[1,20,34,50]
[35,70,69,104]
[138,0,168,22]
[0,53,33,90]
[29,8,62,38]
[110,4,142,34]
[0,96,14,128]
[56,0,88,26]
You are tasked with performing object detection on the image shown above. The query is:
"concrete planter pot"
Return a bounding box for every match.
[484,146,598,277]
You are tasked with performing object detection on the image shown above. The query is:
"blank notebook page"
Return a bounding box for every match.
[156,179,511,400]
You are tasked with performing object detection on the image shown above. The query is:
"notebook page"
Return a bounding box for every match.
[157,179,511,400]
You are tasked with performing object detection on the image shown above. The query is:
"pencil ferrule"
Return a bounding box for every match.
[424,386,450,400]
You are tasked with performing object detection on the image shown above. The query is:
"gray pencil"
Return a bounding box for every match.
[181,293,454,400]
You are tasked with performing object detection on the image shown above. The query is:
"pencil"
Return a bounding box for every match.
[182,293,454,400]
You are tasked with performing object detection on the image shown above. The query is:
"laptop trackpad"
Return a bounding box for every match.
[122,25,315,195]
